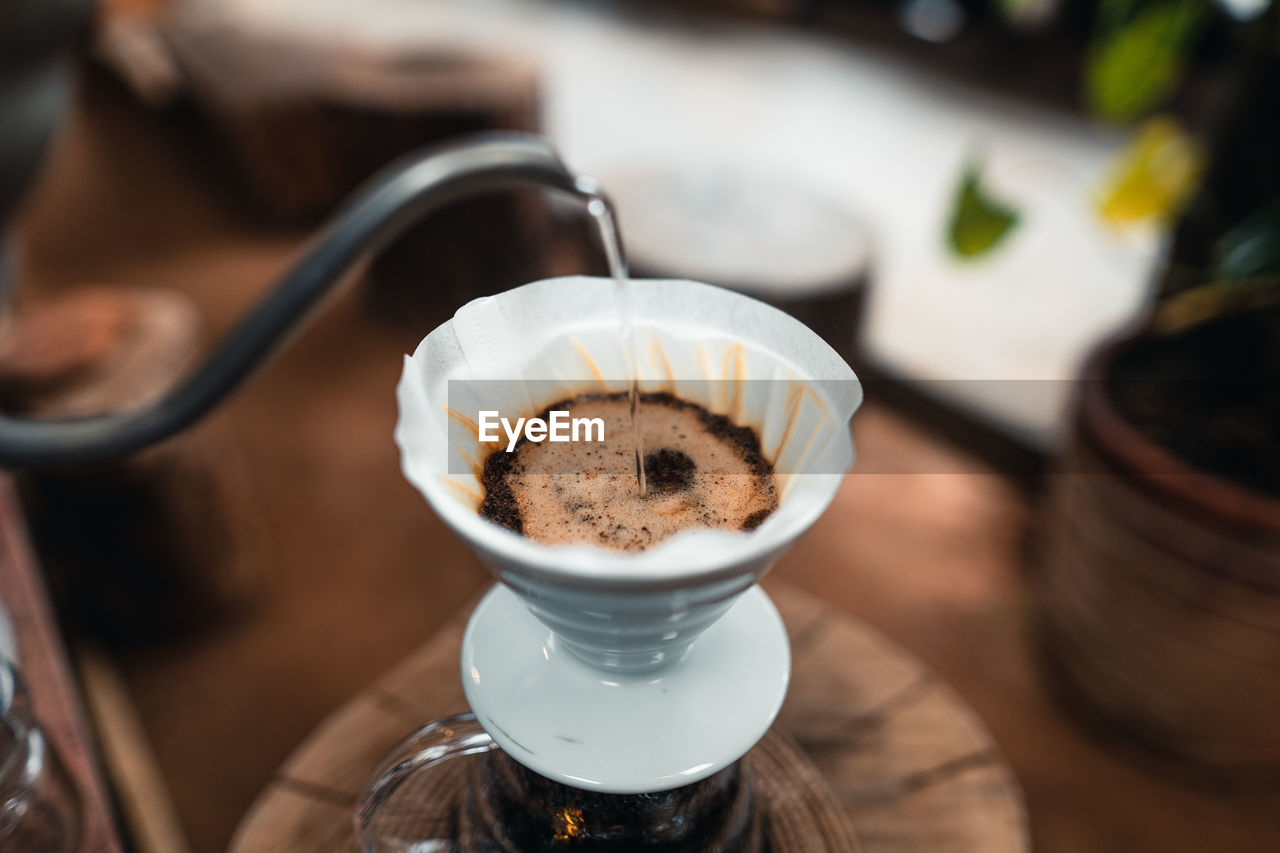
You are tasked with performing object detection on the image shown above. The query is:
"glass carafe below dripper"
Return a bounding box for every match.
[355,713,768,853]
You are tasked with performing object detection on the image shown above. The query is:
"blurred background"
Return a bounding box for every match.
[1,0,1278,851]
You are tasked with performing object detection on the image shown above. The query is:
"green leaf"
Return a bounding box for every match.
[1085,0,1203,122]
[1214,202,1280,284]
[946,163,1022,259]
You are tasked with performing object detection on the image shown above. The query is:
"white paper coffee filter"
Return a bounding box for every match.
[396,276,860,582]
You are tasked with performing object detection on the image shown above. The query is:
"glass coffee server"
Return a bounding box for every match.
[0,658,81,852]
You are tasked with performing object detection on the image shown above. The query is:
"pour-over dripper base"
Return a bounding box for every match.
[461,584,790,795]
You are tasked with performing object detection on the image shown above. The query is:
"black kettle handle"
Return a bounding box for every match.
[0,132,597,467]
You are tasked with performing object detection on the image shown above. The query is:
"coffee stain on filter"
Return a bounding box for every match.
[722,345,746,423]
[770,385,806,464]
[693,345,720,411]
[446,406,481,436]
[445,479,483,508]
[571,338,606,386]
[446,406,485,477]
[647,335,676,393]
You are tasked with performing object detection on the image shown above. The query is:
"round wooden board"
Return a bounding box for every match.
[229,582,1028,853]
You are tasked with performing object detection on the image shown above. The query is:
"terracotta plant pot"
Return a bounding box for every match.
[1036,319,1280,783]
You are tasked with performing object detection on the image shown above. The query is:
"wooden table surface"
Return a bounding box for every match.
[13,70,1280,853]
[230,582,1026,853]
[0,479,124,853]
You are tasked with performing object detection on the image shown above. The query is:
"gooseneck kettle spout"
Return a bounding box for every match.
[0,133,601,468]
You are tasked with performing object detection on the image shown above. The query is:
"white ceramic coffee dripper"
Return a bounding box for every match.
[391,274,860,798]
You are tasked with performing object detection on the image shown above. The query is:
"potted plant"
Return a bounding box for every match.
[1027,0,1280,779]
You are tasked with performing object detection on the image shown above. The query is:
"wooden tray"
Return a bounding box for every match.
[229,582,1028,852]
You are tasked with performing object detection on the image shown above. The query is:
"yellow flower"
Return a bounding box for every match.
[1098,116,1203,224]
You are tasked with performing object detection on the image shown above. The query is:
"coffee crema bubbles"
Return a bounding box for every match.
[479,392,778,551]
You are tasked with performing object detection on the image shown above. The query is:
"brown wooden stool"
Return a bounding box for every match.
[1,287,262,642]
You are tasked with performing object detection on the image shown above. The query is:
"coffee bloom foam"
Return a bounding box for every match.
[479,392,778,551]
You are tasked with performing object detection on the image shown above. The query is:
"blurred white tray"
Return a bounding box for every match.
[163,0,1165,447]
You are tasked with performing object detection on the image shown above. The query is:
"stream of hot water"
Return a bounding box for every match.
[585,194,647,496]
